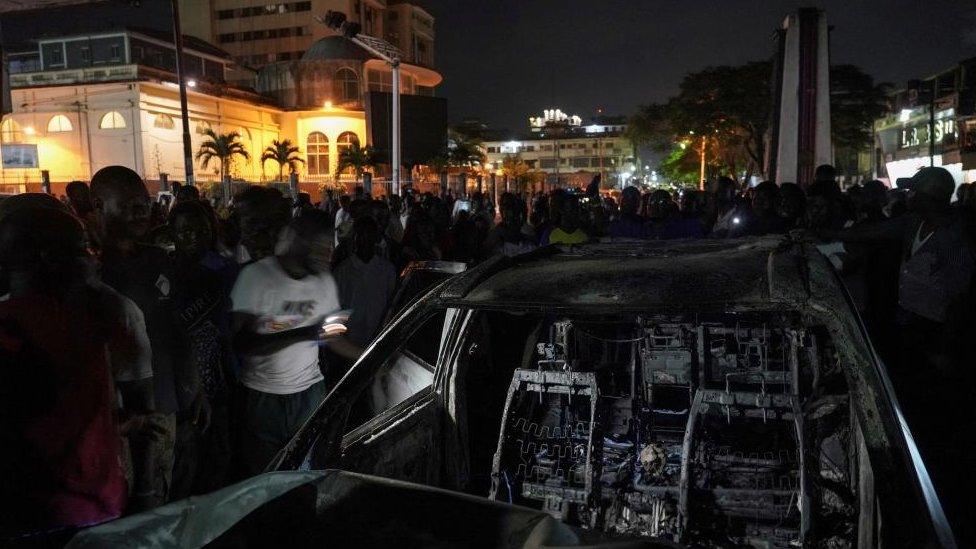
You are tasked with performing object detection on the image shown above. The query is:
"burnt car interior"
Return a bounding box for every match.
[449,310,866,547]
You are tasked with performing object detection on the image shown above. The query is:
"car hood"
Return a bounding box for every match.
[68,470,683,548]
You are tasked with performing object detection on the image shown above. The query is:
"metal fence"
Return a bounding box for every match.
[0,172,510,202]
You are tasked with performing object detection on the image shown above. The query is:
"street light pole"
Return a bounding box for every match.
[317,12,402,195]
[699,135,706,191]
[391,59,400,194]
[170,0,194,186]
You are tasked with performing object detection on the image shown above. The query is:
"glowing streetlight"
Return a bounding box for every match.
[23,126,35,136]
[319,10,404,194]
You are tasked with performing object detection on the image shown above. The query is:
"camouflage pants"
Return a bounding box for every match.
[121,413,176,502]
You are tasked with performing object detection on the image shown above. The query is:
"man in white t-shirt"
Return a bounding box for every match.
[231,210,361,475]
[333,195,351,247]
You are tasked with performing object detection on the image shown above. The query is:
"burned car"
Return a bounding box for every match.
[74,238,955,548]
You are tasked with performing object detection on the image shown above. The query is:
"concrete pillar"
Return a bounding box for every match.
[288,172,299,199]
[490,173,499,221]
[363,172,373,197]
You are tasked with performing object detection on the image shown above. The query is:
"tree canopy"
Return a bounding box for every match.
[628,61,886,184]
[261,139,305,181]
[195,128,250,181]
[336,142,375,179]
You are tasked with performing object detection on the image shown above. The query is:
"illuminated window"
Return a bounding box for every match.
[336,132,360,174]
[195,120,212,135]
[367,68,392,93]
[306,131,329,176]
[153,114,174,129]
[47,114,73,133]
[99,111,126,129]
[334,68,360,104]
[1,118,23,142]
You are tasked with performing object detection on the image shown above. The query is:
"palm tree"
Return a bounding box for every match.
[447,132,486,169]
[500,154,547,194]
[261,139,305,182]
[335,142,375,181]
[195,128,250,182]
[501,153,530,192]
[426,148,450,176]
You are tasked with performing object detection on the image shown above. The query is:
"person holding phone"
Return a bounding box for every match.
[230,210,360,476]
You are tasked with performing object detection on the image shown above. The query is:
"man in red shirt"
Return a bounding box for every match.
[0,208,129,539]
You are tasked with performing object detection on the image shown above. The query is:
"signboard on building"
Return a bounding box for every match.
[2,143,38,168]
[900,110,958,149]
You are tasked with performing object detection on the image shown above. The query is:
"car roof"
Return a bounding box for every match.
[437,236,827,312]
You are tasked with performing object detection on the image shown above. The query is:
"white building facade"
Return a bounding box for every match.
[482,110,634,189]
[0,27,439,195]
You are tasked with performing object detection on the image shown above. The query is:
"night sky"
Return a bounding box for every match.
[421,0,976,132]
[10,1,975,135]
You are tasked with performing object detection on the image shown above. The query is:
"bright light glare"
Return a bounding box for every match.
[23,126,35,136]
[187,80,197,88]
[324,100,333,109]
[732,217,741,225]
[899,109,912,123]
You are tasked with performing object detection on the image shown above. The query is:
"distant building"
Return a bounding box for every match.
[482,109,634,190]
[192,0,435,70]
[873,57,976,187]
[385,1,435,68]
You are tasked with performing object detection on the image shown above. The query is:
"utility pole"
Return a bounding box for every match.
[391,57,400,194]
[699,135,706,191]
[171,0,194,186]
[553,133,559,192]
[598,136,604,184]
[928,77,937,167]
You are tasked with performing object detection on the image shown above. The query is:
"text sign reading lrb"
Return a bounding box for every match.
[900,110,957,149]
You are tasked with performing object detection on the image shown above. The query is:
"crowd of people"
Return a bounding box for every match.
[2,162,974,542]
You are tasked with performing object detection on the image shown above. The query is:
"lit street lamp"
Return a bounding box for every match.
[317,11,403,195]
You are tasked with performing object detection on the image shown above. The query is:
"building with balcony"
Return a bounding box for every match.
[256,35,441,181]
[0,24,442,191]
[481,109,634,190]
[205,0,434,70]
[385,1,434,68]
[873,57,976,188]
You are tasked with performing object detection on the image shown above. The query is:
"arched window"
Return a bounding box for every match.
[306,131,329,176]
[333,68,360,104]
[336,131,360,174]
[238,127,252,143]
[99,111,126,129]
[153,114,174,129]
[1,118,23,142]
[47,114,73,133]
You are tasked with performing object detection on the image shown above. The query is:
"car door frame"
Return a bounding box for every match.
[272,297,469,487]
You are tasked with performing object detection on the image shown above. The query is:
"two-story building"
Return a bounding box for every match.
[0,23,441,193]
[873,57,976,188]
[481,109,634,190]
